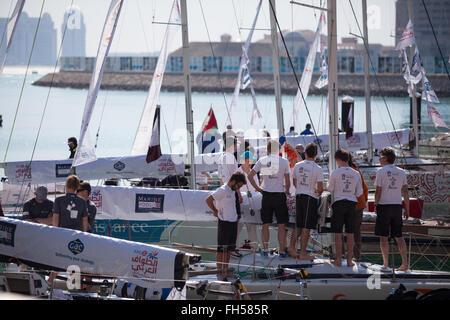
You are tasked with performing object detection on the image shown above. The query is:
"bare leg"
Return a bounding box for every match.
[216,251,225,280]
[380,236,390,268]
[346,233,355,266]
[299,228,314,260]
[353,209,363,261]
[246,223,258,249]
[332,233,343,266]
[277,224,287,253]
[288,228,300,258]
[395,237,409,271]
[262,224,270,250]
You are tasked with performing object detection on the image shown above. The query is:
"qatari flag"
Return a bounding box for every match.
[146,105,162,163]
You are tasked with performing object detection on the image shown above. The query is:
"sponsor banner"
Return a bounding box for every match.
[0,217,180,288]
[3,154,185,185]
[91,186,299,225]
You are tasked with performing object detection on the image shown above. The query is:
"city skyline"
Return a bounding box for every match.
[0,0,396,57]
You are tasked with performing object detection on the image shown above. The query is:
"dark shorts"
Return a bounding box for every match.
[331,200,357,234]
[296,194,319,229]
[261,192,289,225]
[217,220,238,253]
[375,204,403,238]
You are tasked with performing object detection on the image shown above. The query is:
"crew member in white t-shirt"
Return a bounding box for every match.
[237,150,259,249]
[218,136,238,185]
[205,171,246,281]
[327,149,363,267]
[374,147,410,271]
[248,139,291,258]
[288,143,323,260]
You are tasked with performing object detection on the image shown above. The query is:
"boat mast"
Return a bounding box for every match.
[327,0,338,171]
[362,0,373,164]
[180,0,196,189]
[407,0,419,158]
[269,0,284,137]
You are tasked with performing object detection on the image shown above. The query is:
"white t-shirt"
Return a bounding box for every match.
[217,152,238,184]
[375,165,407,205]
[238,167,259,192]
[328,166,363,203]
[292,160,324,199]
[252,155,290,193]
[211,184,238,222]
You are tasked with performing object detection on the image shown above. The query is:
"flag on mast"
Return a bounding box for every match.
[146,106,162,163]
[426,104,448,129]
[73,0,124,167]
[315,13,328,89]
[0,0,25,77]
[421,74,440,104]
[198,107,220,154]
[409,47,423,84]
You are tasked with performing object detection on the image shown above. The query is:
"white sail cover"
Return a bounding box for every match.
[131,0,181,156]
[226,0,262,127]
[290,12,324,127]
[246,128,411,154]
[2,154,185,185]
[73,0,124,167]
[0,217,182,288]
[0,0,25,76]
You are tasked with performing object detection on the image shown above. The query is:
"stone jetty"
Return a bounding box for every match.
[33,71,449,97]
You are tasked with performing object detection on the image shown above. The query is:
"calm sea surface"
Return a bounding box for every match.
[1,70,449,164]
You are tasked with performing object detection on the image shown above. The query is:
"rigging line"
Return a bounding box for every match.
[268,0,326,167]
[3,0,46,164]
[198,0,231,122]
[136,0,151,55]
[348,0,407,164]
[420,0,450,82]
[0,0,14,51]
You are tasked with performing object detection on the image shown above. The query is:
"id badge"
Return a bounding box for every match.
[70,210,78,219]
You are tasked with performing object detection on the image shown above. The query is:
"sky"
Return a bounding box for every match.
[0,0,396,56]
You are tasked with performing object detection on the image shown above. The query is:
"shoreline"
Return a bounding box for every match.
[32,71,450,97]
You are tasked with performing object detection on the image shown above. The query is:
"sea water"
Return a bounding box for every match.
[0,72,449,163]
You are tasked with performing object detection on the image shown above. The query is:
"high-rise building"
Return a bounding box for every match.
[0,11,57,66]
[61,6,86,57]
[395,0,449,58]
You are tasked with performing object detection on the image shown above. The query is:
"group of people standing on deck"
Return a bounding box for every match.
[206,136,410,280]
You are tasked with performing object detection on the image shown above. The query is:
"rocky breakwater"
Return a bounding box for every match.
[33,71,450,98]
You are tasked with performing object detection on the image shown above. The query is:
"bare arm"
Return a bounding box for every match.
[284,173,291,195]
[248,170,263,193]
[205,195,218,218]
[316,181,324,196]
[52,213,59,227]
[374,186,382,211]
[82,216,88,232]
[401,184,410,220]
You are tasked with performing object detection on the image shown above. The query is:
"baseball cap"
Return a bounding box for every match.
[77,182,91,194]
[35,186,48,201]
[241,150,257,161]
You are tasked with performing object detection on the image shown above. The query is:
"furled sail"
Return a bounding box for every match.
[226,0,262,127]
[290,12,324,128]
[131,0,181,156]
[0,0,25,76]
[73,0,124,167]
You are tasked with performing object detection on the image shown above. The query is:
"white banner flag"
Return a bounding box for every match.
[409,46,423,84]
[427,103,448,129]
[227,0,262,127]
[400,49,414,97]
[422,74,440,104]
[131,0,181,156]
[396,20,416,51]
[73,0,124,167]
[290,12,324,127]
[0,0,25,76]
[315,14,328,89]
